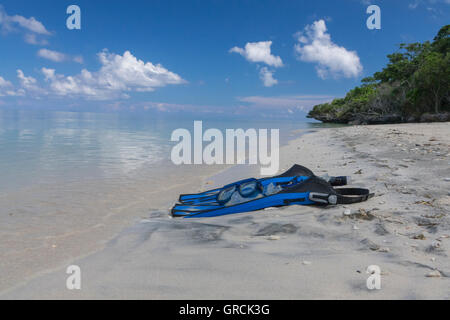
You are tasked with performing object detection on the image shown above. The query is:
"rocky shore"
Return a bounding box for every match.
[308,112,450,125]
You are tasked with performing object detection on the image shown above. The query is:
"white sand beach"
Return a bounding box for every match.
[1,122,449,299]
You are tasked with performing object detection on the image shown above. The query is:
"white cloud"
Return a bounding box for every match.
[73,56,84,64]
[8,14,50,35]
[230,41,283,87]
[0,76,13,96]
[37,48,83,64]
[0,71,43,97]
[294,20,363,79]
[17,70,37,87]
[259,67,278,87]
[0,50,184,100]
[230,41,283,67]
[38,49,66,62]
[24,33,48,45]
[0,6,51,44]
[0,76,12,88]
[41,50,186,100]
[17,69,43,95]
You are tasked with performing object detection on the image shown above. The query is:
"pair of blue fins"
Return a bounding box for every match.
[172,164,374,218]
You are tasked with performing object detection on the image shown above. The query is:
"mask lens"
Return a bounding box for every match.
[239,181,259,197]
[217,186,236,204]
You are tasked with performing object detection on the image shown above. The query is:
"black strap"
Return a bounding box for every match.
[334,188,374,204]
[328,176,348,187]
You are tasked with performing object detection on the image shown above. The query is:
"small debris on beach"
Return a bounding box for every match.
[354,169,363,174]
[412,233,426,240]
[425,270,441,278]
[431,240,441,249]
[343,209,352,216]
[267,235,281,241]
[361,238,391,253]
[344,209,376,221]
[302,260,312,266]
[415,200,433,206]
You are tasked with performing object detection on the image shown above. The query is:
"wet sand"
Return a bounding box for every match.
[0,163,227,293]
[1,122,449,299]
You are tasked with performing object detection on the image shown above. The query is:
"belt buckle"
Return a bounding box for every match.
[309,193,337,205]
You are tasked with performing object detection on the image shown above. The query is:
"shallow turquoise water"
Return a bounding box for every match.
[0,110,332,192]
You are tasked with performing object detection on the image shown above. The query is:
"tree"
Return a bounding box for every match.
[413,52,449,113]
[307,25,450,123]
[432,25,450,54]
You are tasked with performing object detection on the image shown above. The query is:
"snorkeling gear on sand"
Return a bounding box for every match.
[172,165,374,218]
[179,165,349,205]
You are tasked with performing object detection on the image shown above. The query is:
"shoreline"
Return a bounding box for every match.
[1,122,449,299]
[0,122,308,294]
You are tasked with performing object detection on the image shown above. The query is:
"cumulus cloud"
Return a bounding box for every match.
[259,67,278,87]
[41,50,186,100]
[0,6,51,44]
[230,41,283,87]
[230,41,283,67]
[294,20,363,79]
[17,69,43,95]
[0,76,12,88]
[0,50,185,100]
[0,71,44,97]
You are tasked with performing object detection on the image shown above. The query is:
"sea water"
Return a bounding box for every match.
[0,109,330,194]
[0,109,341,290]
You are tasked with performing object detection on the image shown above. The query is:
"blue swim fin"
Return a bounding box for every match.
[179,164,349,205]
[172,176,373,218]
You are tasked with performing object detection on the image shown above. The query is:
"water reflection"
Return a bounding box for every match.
[0,110,172,191]
[0,110,334,192]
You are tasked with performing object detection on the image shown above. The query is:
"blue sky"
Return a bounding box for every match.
[0,0,448,118]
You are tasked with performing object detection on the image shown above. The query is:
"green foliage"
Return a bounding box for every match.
[308,25,450,123]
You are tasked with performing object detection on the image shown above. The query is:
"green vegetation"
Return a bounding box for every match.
[308,25,450,124]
